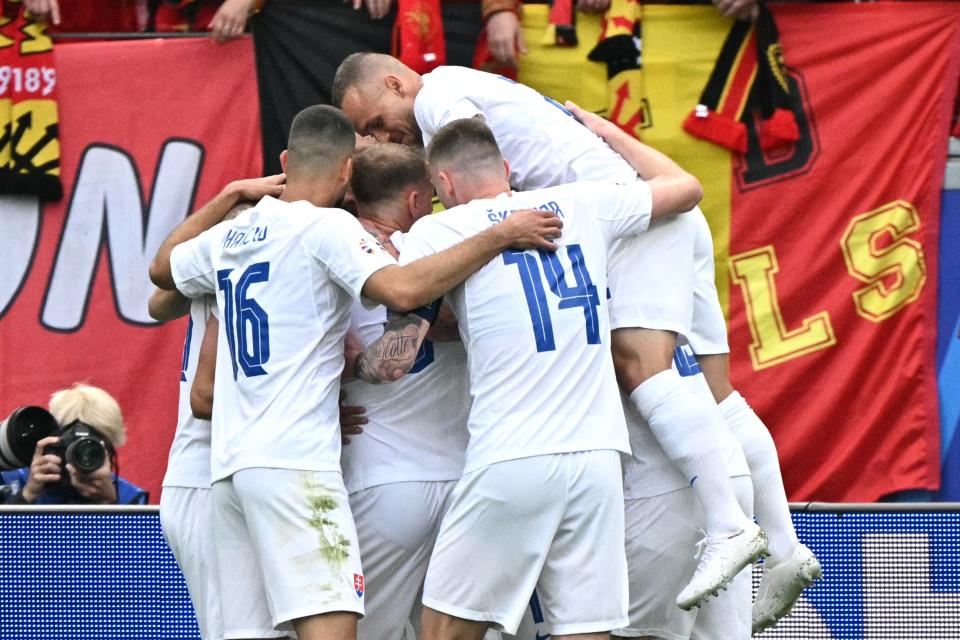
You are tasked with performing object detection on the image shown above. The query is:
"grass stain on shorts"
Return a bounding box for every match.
[305,475,352,568]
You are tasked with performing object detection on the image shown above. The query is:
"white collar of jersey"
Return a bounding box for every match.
[254,194,286,212]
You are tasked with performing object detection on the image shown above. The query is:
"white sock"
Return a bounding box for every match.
[719,390,798,562]
[630,369,751,537]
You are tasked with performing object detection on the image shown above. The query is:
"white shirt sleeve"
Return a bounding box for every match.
[587,181,654,247]
[349,303,388,348]
[415,80,484,146]
[170,229,218,299]
[304,211,397,303]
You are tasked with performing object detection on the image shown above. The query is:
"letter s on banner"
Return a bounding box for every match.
[840,200,926,323]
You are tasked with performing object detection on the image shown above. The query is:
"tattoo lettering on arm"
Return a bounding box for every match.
[353,313,431,383]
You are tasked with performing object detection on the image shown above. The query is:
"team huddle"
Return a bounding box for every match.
[148,55,822,640]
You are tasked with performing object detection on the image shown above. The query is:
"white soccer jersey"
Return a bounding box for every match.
[341,232,471,492]
[621,343,750,500]
[162,295,215,489]
[415,66,636,190]
[170,195,396,482]
[401,181,652,473]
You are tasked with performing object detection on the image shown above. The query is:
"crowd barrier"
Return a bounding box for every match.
[1,504,958,639]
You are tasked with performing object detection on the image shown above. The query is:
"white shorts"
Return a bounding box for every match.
[423,450,629,636]
[350,480,457,640]
[212,468,364,638]
[614,477,753,640]
[608,207,729,356]
[160,486,223,640]
[688,211,729,355]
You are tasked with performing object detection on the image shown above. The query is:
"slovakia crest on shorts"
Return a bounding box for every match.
[354,573,365,598]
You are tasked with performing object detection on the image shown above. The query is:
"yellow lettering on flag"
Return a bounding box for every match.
[19,18,53,54]
[840,200,926,323]
[729,245,836,370]
[0,16,14,50]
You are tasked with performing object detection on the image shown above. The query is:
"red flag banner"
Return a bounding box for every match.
[559,3,960,501]
[0,37,262,502]
[720,4,958,501]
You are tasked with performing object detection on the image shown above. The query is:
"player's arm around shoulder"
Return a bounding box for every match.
[147,288,190,322]
[565,101,703,218]
[149,174,284,290]
[360,208,562,312]
[350,306,435,384]
[168,230,220,300]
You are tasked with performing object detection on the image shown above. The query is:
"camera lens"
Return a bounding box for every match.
[67,437,106,473]
[0,407,59,470]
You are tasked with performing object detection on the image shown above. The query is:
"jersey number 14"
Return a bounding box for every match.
[217,262,271,379]
[502,244,601,352]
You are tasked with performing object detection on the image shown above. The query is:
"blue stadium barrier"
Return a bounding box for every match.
[1,505,959,640]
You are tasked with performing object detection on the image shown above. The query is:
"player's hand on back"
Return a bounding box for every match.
[225,173,286,203]
[495,209,563,251]
[564,100,618,141]
[339,391,367,445]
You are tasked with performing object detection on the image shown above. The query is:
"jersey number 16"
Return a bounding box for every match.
[217,262,271,380]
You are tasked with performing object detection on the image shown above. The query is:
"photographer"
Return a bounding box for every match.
[1,385,147,505]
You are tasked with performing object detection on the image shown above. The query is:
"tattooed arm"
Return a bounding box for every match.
[353,312,432,384]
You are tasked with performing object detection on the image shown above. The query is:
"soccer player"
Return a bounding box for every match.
[331,55,814,612]
[351,118,698,640]
[151,105,562,640]
[568,105,822,630]
[341,143,472,640]
[512,351,758,640]
[613,342,754,640]
[148,177,284,640]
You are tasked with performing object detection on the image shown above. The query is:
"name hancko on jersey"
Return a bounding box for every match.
[223,226,268,249]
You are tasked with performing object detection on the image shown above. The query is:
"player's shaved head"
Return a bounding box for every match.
[426,117,504,177]
[333,54,423,146]
[286,105,356,179]
[332,53,405,108]
[351,143,430,206]
[426,118,509,208]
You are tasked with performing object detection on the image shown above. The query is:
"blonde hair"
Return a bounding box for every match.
[48,384,126,447]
